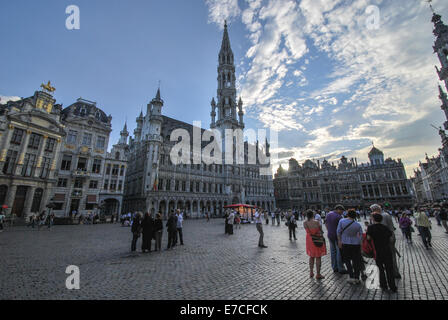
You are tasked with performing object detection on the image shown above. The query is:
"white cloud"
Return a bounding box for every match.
[0,96,21,103]
[205,0,448,174]
[205,0,241,27]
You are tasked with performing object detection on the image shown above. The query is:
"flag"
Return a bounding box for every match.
[153,172,158,191]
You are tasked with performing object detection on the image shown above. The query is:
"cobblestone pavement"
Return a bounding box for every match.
[1,217,447,300]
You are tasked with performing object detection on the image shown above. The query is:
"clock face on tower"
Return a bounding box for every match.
[226,81,231,88]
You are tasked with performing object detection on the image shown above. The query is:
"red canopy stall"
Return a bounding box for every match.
[223,204,257,223]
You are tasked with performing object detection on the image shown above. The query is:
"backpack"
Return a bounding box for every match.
[361,233,376,259]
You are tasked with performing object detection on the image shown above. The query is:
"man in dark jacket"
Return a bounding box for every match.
[141,212,154,253]
[367,213,397,293]
[131,213,142,252]
[166,212,177,250]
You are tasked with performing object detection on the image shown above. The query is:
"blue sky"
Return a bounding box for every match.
[1,0,448,177]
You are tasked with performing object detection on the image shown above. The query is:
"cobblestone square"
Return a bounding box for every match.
[1,217,447,300]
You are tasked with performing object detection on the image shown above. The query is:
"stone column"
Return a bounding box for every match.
[49,139,62,179]
[5,184,17,216]
[39,185,50,214]
[23,186,36,219]
[0,124,15,169]
[165,202,169,219]
[34,135,49,178]
[15,130,32,176]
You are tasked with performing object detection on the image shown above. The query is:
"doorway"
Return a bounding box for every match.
[12,186,28,217]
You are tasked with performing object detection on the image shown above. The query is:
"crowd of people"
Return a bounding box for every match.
[220,202,445,293]
[127,209,185,253]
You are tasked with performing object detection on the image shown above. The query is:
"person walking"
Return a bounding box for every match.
[414,207,432,250]
[275,210,281,226]
[399,212,413,243]
[227,210,235,235]
[141,212,154,253]
[440,203,448,233]
[131,212,142,252]
[271,211,275,225]
[337,209,363,284]
[154,213,163,252]
[304,209,327,279]
[0,211,5,232]
[325,204,348,274]
[370,204,401,279]
[176,210,184,245]
[235,212,241,229]
[224,210,230,234]
[264,210,269,225]
[366,214,398,293]
[166,212,177,250]
[288,210,297,240]
[255,210,267,248]
[47,212,54,229]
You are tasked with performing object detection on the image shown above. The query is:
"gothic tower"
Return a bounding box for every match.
[211,21,245,133]
[432,9,448,143]
[145,88,164,210]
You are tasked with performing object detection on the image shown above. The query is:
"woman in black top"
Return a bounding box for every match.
[367,214,397,292]
[141,212,154,253]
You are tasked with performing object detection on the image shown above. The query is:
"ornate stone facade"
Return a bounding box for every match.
[411,10,448,204]
[274,147,413,210]
[123,23,275,218]
[0,88,65,219]
[0,89,128,219]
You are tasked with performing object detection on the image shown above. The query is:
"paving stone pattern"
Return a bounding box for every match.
[0,217,447,300]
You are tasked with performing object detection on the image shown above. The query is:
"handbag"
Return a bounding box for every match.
[306,224,325,247]
[311,234,325,247]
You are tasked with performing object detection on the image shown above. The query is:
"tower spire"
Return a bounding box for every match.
[212,21,243,132]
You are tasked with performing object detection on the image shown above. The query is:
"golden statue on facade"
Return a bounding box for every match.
[40,81,56,93]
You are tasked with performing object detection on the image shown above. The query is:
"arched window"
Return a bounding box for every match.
[0,185,7,205]
[115,152,120,160]
[80,106,87,117]
[31,188,44,213]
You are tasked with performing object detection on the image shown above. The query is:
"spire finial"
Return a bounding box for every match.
[426,0,435,13]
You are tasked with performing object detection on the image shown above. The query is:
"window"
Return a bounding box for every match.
[92,159,102,174]
[40,157,51,179]
[77,157,87,171]
[103,179,109,190]
[110,180,117,191]
[57,178,68,188]
[67,130,78,144]
[74,178,83,189]
[3,150,18,174]
[118,180,123,191]
[45,138,56,152]
[96,136,106,149]
[89,180,98,189]
[106,164,111,175]
[60,155,72,171]
[28,133,41,150]
[112,164,119,176]
[120,165,125,176]
[10,128,24,145]
[31,189,43,213]
[22,153,36,177]
[115,152,120,160]
[175,180,179,191]
[82,133,92,146]
[166,180,171,191]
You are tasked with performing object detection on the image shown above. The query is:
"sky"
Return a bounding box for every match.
[1,0,448,177]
